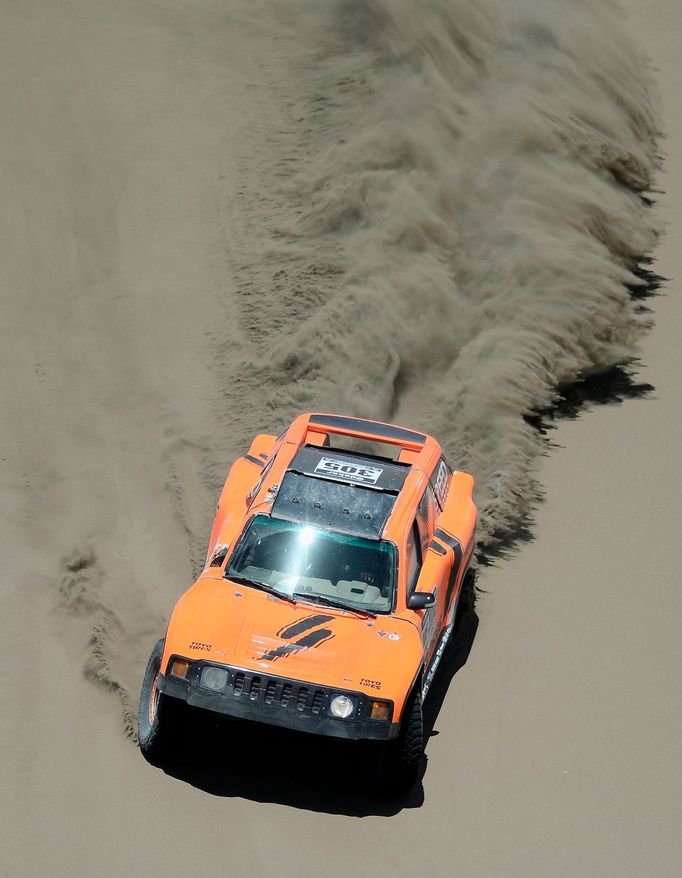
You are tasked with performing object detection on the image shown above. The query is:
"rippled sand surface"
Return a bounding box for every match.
[1,2,680,875]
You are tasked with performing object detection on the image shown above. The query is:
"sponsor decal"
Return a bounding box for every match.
[314,456,383,485]
[257,614,335,663]
[360,678,382,690]
[420,586,439,652]
[189,641,212,652]
[433,460,449,508]
[422,624,453,699]
[377,630,400,641]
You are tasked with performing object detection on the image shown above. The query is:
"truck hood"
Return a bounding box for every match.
[163,576,422,701]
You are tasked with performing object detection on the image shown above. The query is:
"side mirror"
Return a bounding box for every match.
[407,591,435,610]
[208,544,229,568]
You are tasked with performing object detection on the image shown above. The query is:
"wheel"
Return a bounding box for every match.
[445,568,476,650]
[137,638,181,765]
[383,686,424,794]
[458,568,477,617]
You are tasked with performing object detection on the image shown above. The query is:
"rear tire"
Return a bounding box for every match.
[384,686,424,794]
[458,568,477,617]
[138,638,181,765]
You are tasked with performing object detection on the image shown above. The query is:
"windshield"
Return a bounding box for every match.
[225,514,396,613]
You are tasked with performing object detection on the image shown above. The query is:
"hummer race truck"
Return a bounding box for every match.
[138,413,477,792]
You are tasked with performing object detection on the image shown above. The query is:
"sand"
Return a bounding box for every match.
[1,1,680,876]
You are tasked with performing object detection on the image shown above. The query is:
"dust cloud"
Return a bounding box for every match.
[231,0,660,548]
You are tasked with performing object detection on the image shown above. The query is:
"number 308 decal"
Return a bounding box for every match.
[433,460,449,508]
[314,457,383,485]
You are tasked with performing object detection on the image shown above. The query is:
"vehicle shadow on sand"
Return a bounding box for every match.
[155,587,479,816]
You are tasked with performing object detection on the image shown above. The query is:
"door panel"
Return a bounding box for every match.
[413,545,453,661]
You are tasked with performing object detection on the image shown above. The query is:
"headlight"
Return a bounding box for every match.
[200,666,229,691]
[329,694,355,719]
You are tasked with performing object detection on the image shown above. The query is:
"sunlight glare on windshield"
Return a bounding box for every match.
[298,526,317,546]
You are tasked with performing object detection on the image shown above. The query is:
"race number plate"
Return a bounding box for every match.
[314,457,383,485]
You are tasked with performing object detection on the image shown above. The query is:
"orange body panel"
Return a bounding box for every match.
[162,413,477,726]
[162,573,424,720]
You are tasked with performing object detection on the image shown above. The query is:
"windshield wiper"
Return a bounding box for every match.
[226,574,297,604]
[295,592,376,619]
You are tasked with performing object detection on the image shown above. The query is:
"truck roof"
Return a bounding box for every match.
[270,446,411,539]
[248,413,444,544]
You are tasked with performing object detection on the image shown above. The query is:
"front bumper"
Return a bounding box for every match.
[158,658,399,741]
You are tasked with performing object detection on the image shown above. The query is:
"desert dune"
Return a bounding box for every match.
[1,1,680,876]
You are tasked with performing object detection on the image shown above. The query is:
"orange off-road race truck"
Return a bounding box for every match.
[138,413,477,791]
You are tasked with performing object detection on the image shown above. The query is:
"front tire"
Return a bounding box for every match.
[138,638,180,765]
[384,686,424,794]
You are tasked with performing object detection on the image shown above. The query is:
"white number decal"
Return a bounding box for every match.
[433,460,449,508]
[314,457,383,485]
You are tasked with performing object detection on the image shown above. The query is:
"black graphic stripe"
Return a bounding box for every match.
[292,628,334,650]
[277,614,334,639]
[243,454,264,468]
[428,539,447,556]
[259,643,301,662]
[438,530,476,612]
[434,528,463,560]
[260,628,334,663]
[434,528,464,610]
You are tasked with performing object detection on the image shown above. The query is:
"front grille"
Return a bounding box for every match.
[296,687,308,711]
[222,668,331,717]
